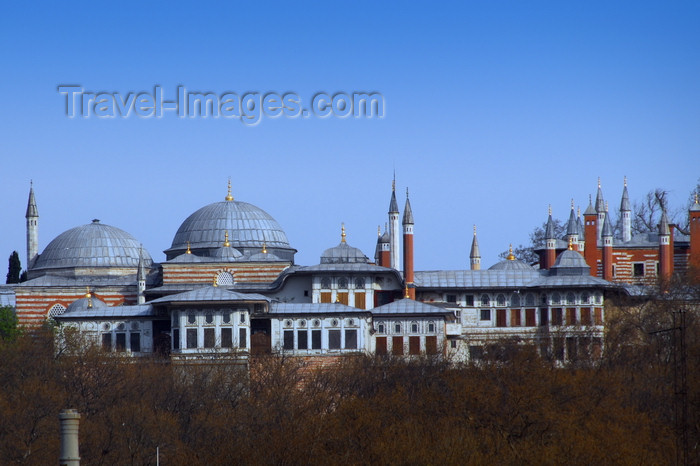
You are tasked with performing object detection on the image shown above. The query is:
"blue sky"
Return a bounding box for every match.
[1,1,698,270]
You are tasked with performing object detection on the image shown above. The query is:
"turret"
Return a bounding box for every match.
[576,207,585,252]
[583,194,599,276]
[602,204,613,281]
[565,199,578,249]
[25,181,39,270]
[402,189,415,299]
[469,225,481,270]
[595,177,606,241]
[690,193,700,271]
[543,206,557,270]
[376,224,391,267]
[137,246,146,304]
[620,176,632,243]
[388,177,400,270]
[658,209,672,282]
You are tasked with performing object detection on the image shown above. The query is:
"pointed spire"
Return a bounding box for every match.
[223,231,230,247]
[566,199,578,236]
[568,236,574,250]
[577,207,584,238]
[402,188,414,225]
[620,177,631,212]
[26,181,38,218]
[602,208,613,237]
[377,225,381,237]
[225,178,234,201]
[584,193,596,215]
[470,225,481,259]
[341,223,346,243]
[595,177,605,213]
[506,244,516,261]
[659,209,670,236]
[137,246,146,281]
[388,179,399,213]
[545,206,556,240]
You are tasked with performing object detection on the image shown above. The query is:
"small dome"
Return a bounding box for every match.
[321,242,369,264]
[166,200,295,261]
[488,259,535,271]
[248,251,283,262]
[212,246,243,261]
[552,249,588,269]
[34,220,152,271]
[65,295,107,314]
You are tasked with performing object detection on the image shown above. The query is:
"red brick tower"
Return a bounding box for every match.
[583,195,599,276]
[602,204,613,281]
[543,206,556,270]
[402,189,415,299]
[658,210,672,282]
[690,194,700,271]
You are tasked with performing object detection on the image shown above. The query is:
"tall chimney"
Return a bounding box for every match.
[59,409,80,466]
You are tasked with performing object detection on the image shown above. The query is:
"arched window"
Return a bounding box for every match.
[394,322,401,334]
[581,292,590,304]
[48,303,66,318]
[525,293,535,306]
[511,294,521,307]
[552,293,561,304]
[321,277,331,289]
[496,294,506,307]
[410,322,419,333]
[354,277,365,289]
[427,321,435,333]
[377,323,385,334]
[216,271,233,286]
[480,294,490,306]
[338,277,348,289]
[566,292,576,305]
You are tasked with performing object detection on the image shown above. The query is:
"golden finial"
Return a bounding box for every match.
[335,295,340,303]
[548,204,552,216]
[506,244,515,261]
[223,231,230,248]
[85,287,92,308]
[85,286,91,298]
[695,192,698,204]
[262,241,267,254]
[186,241,191,254]
[404,285,410,299]
[213,275,218,287]
[225,178,234,201]
[598,177,601,188]
[624,176,627,187]
[568,236,574,250]
[341,223,346,243]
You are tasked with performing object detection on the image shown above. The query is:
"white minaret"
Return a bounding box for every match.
[469,225,481,270]
[595,177,606,241]
[137,246,146,305]
[25,181,39,270]
[388,178,400,270]
[620,176,632,243]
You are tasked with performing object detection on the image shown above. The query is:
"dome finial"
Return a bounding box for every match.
[225,178,234,201]
[571,198,574,210]
[598,176,601,188]
[507,244,515,261]
[85,286,93,308]
[624,175,627,187]
[568,236,574,250]
[404,285,410,299]
[695,192,699,205]
[341,223,346,243]
[186,241,191,254]
[377,225,381,237]
[406,187,409,198]
[548,204,552,216]
[213,275,218,287]
[223,231,230,248]
[85,286,91,298]
[473,224,477,236]
[262,241,267,254]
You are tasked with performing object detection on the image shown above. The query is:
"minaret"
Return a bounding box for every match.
[583,194,599,276]
[25,181,39,270]
[137,246,146,305]
[620,176,632,243]
[469,225,481,270]
[595,177,606,241]
[402,189,415,299]
[658,209,672,282]
[388,177,400,271]
[376,224,391,267]
[689,193,700,270]
[543,205,556,270]
[602,205,614,281]
[565,199,578,250]
[576,207,585,253]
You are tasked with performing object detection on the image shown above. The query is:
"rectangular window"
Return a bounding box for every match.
[116,333,126,352]
[580,308,592,326]
[426,336,438,355]
[320,292,332,303]
[539,308,549,326]
[329,329,341,349]
[392,336,404,355]
[283,330,294,350]
[480,309,491,321]
[204,328,215,348]
[297,330,308,349]
[469,346,483,361]
[633,263,644,277]
[409,336,420,355]
[336,292,349,305]
[173,329,180,350]
[345,329,357,349]
[552,308,563,326]
[239,328,247,349]
[354,292,366,310]
[510,309,521,327]
[130,333,141,352]
[446,294,457,303]
[496,309,507,327]
[566,308,577,326]
[376,336,387,355]
[186,329,197,349]
[221,328,233,348]
[311,330,322,349]
[594,308,603,325]
[525,309,536,326]
[102,333,112,351]
[465,295,474,306]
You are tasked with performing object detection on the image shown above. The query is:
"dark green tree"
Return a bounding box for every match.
[5,251,21,284]
[0,306,19,340]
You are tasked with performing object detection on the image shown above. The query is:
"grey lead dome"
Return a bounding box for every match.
[166,200,295,261]
[34,220,153,271]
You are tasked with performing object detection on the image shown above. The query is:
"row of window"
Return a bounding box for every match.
[179,310,247,327]
[319,277,367,289]
[283,318,356,328]
[479,308,603,327]
[445,292,603,307]
[102,332,141,352]
[375,321,436,335]
[282,329,358,351]
[174,327,247,350]
[375,336,439,356]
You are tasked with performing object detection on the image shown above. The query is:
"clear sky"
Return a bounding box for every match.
[1,1,698,271]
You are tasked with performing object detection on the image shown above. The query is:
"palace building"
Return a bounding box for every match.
[13,178,697,364]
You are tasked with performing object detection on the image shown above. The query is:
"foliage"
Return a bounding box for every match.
[0,306,20,341]
[6,251,22,284]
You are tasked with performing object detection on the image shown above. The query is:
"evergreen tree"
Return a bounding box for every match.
[6,251,21,284]
[0,306,19,340]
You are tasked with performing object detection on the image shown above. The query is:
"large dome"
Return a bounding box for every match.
[166,200,295,261]
[33,220,153,272]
